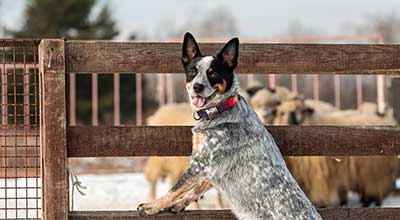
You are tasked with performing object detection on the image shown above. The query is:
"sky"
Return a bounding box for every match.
[1,0,400,40]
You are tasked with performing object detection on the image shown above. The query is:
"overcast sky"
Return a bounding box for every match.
[2,0,400,40]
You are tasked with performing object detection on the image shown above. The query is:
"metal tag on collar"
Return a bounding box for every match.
[205,107,219,118]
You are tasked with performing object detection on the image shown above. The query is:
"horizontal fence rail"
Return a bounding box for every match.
[67,126,400,157]
[66,41,400,74]
[69,208,400,220]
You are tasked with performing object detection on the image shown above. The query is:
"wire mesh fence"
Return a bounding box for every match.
[0,40,41,219]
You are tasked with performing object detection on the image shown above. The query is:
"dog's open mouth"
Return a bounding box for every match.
[192,90,218,108]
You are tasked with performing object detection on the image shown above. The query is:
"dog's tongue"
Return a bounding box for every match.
[192,96,206,108]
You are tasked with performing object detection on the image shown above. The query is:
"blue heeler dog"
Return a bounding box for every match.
[137,33,321,220]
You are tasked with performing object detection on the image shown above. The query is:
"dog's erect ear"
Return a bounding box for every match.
[217,37,239,70]
[182,32,201,67]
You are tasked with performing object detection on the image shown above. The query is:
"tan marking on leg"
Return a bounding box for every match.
[169,180,214,212]
[137,177,197,216]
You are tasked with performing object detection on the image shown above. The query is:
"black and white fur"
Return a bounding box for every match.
[137,33,321,220]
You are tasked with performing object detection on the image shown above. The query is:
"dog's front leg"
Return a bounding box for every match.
[137,160,206,216]
[168,180,214,212]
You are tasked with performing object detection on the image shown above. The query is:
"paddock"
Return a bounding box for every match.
[0,38,400,219]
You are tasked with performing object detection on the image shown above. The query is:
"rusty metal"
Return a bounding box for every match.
[313,75,319,100]
[92,74,98,126]
[376,37,386,114]
[377,75,386,113]
[247,74,255,86]
[0,40,41,219]
[334,75,341,109]
[135,74,142,126]
[268,74,276,89]
[166,74,174,104]
[113,73,120,126]
[291,74,298,94]
[69,73,76,126]
[157,74,165,106]
[356,75,363,108]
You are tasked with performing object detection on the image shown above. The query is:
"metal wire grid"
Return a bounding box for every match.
[0,40,41,219]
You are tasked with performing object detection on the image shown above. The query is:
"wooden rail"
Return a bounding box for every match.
[67,126,400,157]
[66,41,400,74]
[69,208,400,220]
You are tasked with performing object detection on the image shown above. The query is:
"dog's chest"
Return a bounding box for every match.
[196,127,247,179]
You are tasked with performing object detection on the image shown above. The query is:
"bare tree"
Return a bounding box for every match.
[162,6,239,40]
[194,6,239,38]
[285,19,319,37]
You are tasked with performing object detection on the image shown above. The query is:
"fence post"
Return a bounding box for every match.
[39,39,68,220]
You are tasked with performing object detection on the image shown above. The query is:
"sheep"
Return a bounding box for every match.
[273,97,398,207]
[247,84,290,124]
[304,99,335,114]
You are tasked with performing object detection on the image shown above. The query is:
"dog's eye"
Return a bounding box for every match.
[187,69,196,77]
[207,69,217,78]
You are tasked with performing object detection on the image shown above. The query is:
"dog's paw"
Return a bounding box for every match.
[167,201,189,213]
[137,203,160,216]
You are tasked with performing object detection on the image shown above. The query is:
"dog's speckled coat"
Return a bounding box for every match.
[138,33,321,220]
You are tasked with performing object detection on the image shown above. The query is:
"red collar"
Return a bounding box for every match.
[194,96,239,120]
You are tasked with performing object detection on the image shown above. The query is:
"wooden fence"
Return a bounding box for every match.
[39,39,400,220]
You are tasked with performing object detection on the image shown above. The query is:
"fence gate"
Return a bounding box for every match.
[0,40,41,219]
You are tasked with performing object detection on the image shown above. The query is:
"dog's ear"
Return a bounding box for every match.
[217,37,239,70]
[182,32,201,67]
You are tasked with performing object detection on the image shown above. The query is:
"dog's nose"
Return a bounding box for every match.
[193,83,205,93]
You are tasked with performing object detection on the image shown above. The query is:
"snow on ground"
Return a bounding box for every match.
[70,173,400,210]
[70,173,224,211]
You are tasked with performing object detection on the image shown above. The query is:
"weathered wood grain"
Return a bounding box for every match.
[67,126,400,157]
[69,208,400,220]
[39,39,68,220]
[66,41,400,74]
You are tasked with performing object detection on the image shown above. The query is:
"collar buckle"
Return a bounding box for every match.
[193,111,201,121]
[193,95,238,121]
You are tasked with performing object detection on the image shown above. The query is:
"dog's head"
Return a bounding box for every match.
[181,32,239,111]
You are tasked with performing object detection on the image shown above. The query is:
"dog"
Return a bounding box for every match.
[137,32,321,219]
